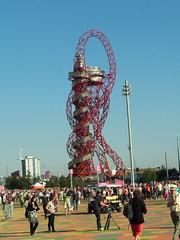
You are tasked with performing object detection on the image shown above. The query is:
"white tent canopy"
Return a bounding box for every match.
[31,182,44,189]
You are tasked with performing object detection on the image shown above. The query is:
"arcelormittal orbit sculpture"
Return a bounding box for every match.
[66,29,126,177]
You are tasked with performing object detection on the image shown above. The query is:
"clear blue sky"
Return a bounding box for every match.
[0,0,179,177]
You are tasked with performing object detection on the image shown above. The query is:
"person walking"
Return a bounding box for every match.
[63,188,72,215]
[167,184,180,240]
[72,188,80,211]
[4,192,13,221]
[129,189,147,240]
[27,196,40,236]
[42,192,50,219]
[45,195,56,232]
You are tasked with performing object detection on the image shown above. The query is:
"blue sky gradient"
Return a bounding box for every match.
[0,0,179,176]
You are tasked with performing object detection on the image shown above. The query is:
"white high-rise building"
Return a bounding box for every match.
[21,156,41,178]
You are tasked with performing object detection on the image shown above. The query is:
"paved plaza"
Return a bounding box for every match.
[0,200,173,240]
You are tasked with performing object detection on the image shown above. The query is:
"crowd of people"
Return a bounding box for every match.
[0,181,180,239]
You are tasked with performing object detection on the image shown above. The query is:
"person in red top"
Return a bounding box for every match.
[146,184,151,199]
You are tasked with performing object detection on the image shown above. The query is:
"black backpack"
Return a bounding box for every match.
[123,199,133,220]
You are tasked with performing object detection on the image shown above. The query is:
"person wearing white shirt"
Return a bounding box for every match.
[167,184,180,240]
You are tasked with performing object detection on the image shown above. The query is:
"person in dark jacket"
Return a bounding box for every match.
[90,191,109,231]
[27,196,40,236]
[129,189,147,240]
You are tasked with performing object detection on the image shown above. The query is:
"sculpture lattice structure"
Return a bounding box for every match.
[66,29,126,177]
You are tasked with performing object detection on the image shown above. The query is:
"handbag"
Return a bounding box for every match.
[123,199,133,220]
[28,210,38,223]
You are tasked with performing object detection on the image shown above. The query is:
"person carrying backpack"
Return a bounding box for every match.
[127,189,147,240]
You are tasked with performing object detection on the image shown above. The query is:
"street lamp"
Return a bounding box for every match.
[122,80,135,186]
[177,136,180,174]
[165,152,169,180]
[69,169,73,189]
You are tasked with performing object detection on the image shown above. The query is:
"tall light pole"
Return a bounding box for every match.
[177,136,180,174]
[165,152,169,180]
[122,80,135,186]
[57,171,60,188]
[69,169,73,189]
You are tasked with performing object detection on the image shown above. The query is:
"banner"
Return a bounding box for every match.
[69,169,73,176]
[115,179,124,186]
[96,165,101,174]
[98,182,109,187]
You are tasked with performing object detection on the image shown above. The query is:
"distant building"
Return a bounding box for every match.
[11,170,20,177]
[21,156,41,178]
[44,171,51,179]
[138,167,157,174]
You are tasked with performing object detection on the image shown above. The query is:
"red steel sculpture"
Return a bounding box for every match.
[66,29,126,177]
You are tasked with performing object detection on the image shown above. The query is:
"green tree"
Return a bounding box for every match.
[32,176,41,184]
[5,176,31,189]
[156,165,168,181]
[46,176,59,187]
[141,168,157,183]
[46,175,87,188]
[59,175,69,187]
